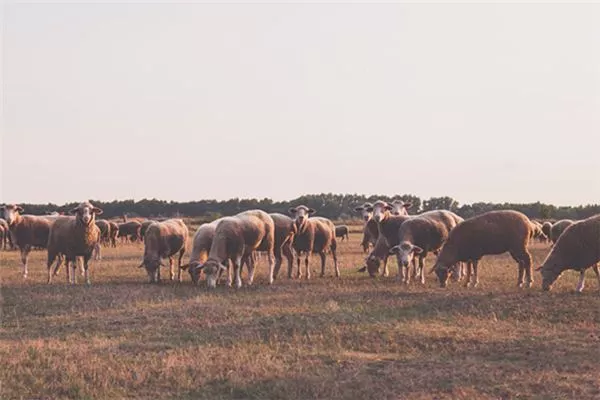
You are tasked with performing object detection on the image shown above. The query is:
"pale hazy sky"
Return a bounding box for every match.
[2,1,599,206]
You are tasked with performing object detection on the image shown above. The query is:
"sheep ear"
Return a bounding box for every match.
[365,207,373,212]
[384,205,394,211]
[16,206,24,213]
[69,207,79,215]
[354,206,364,212]
[357,266,367,273]
[389,245,401,255]
[288,207,297,215]
[93,207,103,215]
[308,208,316,215]
[413,246,423,255]
[403,202,413,209]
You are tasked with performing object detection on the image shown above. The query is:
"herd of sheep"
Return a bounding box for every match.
[1,200,599,292]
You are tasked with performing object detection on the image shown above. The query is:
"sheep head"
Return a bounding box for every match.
[288,205,315,231]
[431,261,450,288]
[354,202,373,222]
[138,258,164,283]
[390,200,412,216]
[1,204,24,226]
[70,201,103,225]
[389,242,423,268]
[371,201,393,223]
[202,259,227,289]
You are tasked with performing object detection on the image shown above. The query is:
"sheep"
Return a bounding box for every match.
[180,218,223,284]
[550,219,574,244]
[431,210,533,288]
[388,210,463,284]
[137,219,189,283]
[364,200,412,277]
[335,225,350,241]
[0,218,12,250]
[140,220,155,242]
[353,202,378,253]
[270,213,296,280]
[46,201,103,284]
[288,205,339,279]
[108,221,119,247]
[197,210,276,289]
[1,204,56,278]
[118,221,142,243]
[541,221,553,242]
[537,215,600,292]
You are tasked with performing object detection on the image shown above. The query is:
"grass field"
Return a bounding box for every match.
[1,232,600,399]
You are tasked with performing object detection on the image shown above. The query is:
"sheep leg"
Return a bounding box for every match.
[464,262,472,288]
[71,259,78,284]
[382,255,389,277]
[52,254,63,276]
[273,247,283,280]
[47,251,58,284]
[83,255,91,285]
[247,254,256,286]
[319,252,327,277]
[576,270,586,293]
[94,243,101,261]
[296,253,302,279]
[472,261,479,287]
[177,249,184,282]
[267,250,275,285]
[517,264,525,288]
[168,257,175,281]
[331,244,340,278]
[284,245,294,279]
[20,246,31,278]
[418,256,425,284]
[412,258,419,280]
[304,254,311,280]
[234,257,243,289]
[65,259,71,284]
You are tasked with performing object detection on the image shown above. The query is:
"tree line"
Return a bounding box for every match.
[11,194,600,222]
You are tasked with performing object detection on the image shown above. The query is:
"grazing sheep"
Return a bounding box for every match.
[335,225,350,241]
[140,220,155,242]
[537,215,600,292]
[118,221,142,243]
[431,210,533,288]
[1,204,55,278]
[541,221,553,242]
[270,213,296,280]
[198,210,275,289]
[354,203,379,253]
[550,219,574,244]
[180,218,224,284]
[46,201,103,284]
[289,206,339,279]
[108,221,119,247]
[388,210,463,284]
[138,219,189,283]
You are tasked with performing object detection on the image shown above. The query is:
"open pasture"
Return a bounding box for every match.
[1,232,600,399]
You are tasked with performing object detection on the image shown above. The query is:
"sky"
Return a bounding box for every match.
[2,1,599,206]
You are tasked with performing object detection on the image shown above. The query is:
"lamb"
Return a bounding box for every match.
[46,201,103,284]
[335,225,350,241]
[289,206,339,279]
[118,221,142,243]
[137,219,189,283]
[388,210,463,284]
[431,210,533,288]
[537,215,600,292]
[1,204,56,278]
[269,213,296,280]
[196,210,275,289]
[550,219,574,244]
[353,203,379,253]
[108,221,119,247]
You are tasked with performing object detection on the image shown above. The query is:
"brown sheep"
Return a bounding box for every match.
[138,219,189,283]
[388,210,463,284]
[289,205,339,279]
[354,202,378,253]
[108,221,119,247]
[46,201,103,284]
[361,200,411,277]
[118,221,142,243]
[199,210,275,289]
[550,219,574,244]
[541,221,553,242]
[431,210,533,288]
[537,215,600,292]
[335,225,350,241]
[1,204,56,278]
[269,213,296,280]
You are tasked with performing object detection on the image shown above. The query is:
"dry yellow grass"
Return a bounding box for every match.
[1,233,600,399]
